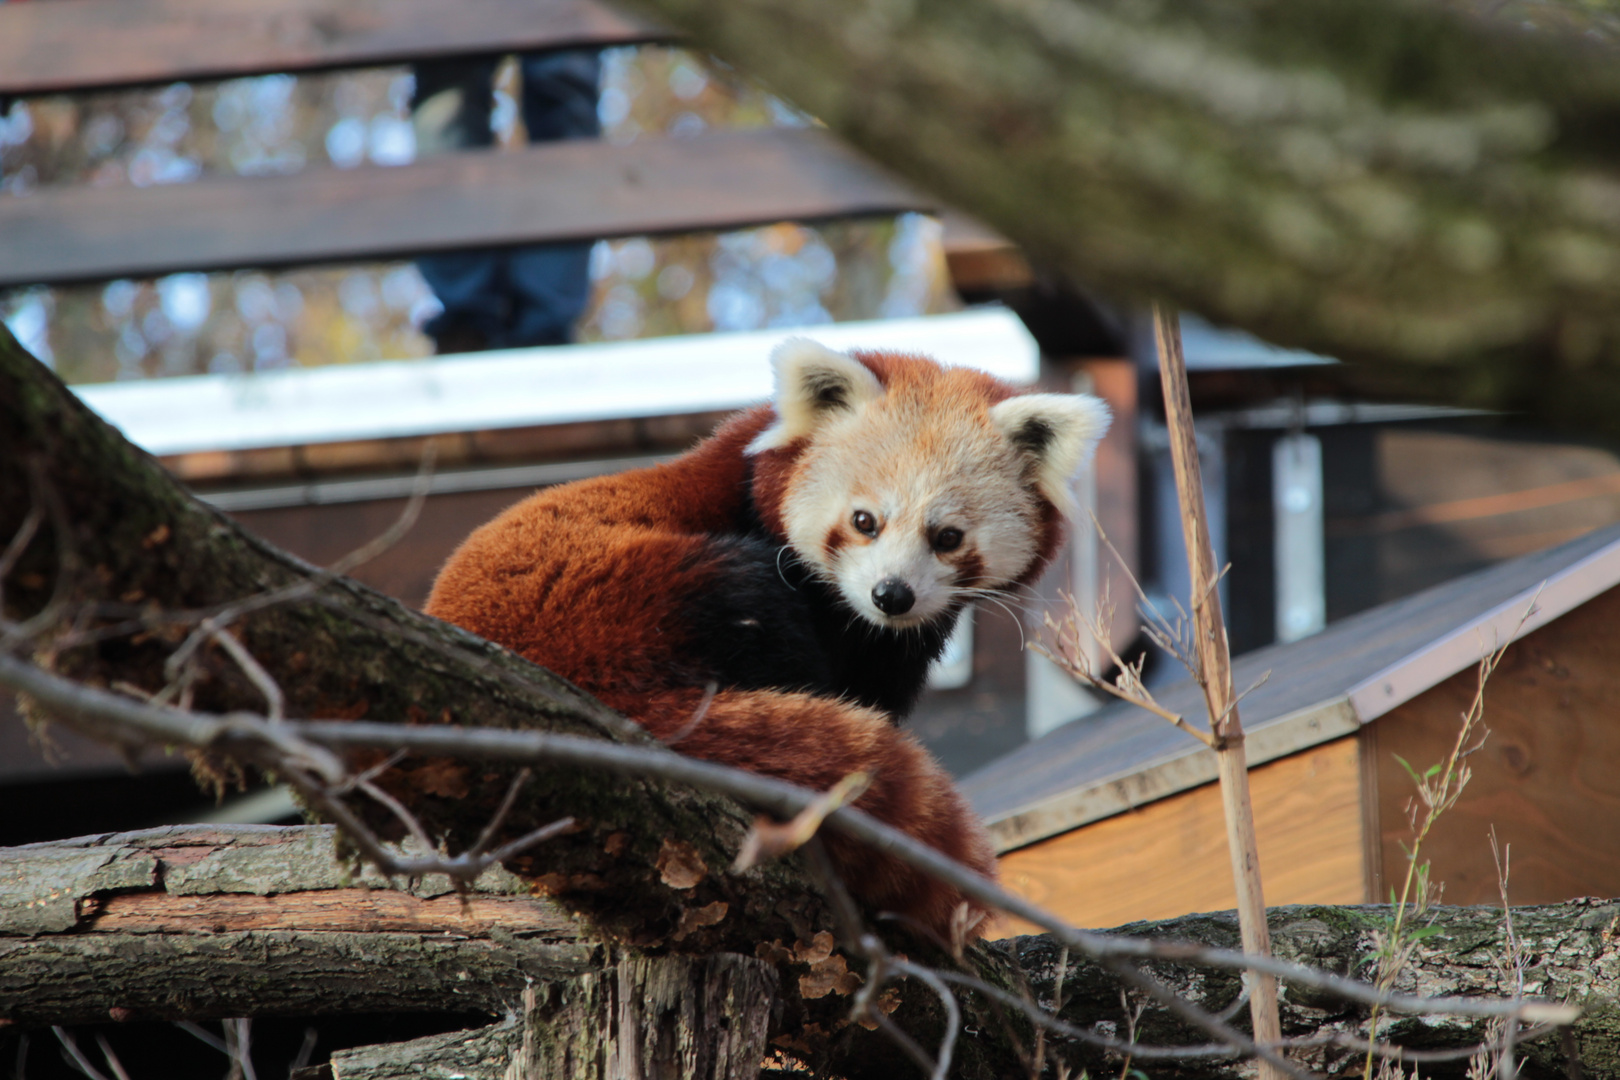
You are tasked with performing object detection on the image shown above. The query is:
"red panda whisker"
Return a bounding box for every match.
[773,544,799,591]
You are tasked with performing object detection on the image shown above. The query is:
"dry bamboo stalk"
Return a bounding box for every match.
[1152,303,1284,1077]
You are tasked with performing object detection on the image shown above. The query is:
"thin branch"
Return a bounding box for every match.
[0,503,42,612]
[1,464,80,651]
[471,767,533,857]
[0,650,1582,1038]
[51,1029,109,1080]
[887,957,962,1080]
[175,1022,230,1055]
[868,1006,941,1076]
[209,628,285,724]
[91,1036,131,1080]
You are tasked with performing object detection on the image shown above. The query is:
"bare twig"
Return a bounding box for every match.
[1,465,80,651]
[176,1021,230,1056]
[1153,301,1283,1076]
[154,446,438,695]
[733,770,870,871]
[209,627,285,724]
[51,1029,109,1080]
[471,767,534,857]
[886,956,962,1080]
[0,647,1579,1031]
[229,1018,256,1080]
[1117,988,1147,1080]
[91,1037,130,1080]
[1033,609,1215,747]
[1364,594,1535,1079]
[0,503,41,613]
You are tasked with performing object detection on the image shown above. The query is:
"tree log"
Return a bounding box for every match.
[5,824,1618,1078]
[615,0,1620,439]
[0,825,594,1025]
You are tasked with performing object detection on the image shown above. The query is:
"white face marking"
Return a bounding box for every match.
[781,398,1045,630]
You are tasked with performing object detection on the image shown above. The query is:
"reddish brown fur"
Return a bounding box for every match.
[426,353,1071,938]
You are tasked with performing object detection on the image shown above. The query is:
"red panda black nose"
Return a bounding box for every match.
[871,578,915,616]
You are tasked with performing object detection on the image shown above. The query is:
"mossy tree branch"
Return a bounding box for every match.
[618,0,1620,437]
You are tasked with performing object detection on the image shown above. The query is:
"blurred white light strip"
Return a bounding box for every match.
[73,309,1039,457]
[1179,313,1334,370]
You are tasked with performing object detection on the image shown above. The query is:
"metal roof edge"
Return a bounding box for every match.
[1347,537,1620,723]
[985,698,1357,854]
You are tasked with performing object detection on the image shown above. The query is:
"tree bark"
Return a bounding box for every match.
[5,825,1618,1078]
[615,0,1620,440]
[0,825,594,1025]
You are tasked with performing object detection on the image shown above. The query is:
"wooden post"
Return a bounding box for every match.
[1152,304,1284,1075]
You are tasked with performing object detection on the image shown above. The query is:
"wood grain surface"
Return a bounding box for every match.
[82,887,572,935]
[966,520,1620,834]
[989,736,1365,936]
[0,128,929,288]
[1375,582,1620,906]
[0,0,661,97]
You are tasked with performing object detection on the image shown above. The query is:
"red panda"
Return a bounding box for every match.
[425,340,1109,938]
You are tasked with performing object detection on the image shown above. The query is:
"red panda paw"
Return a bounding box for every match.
[610,687,999,942]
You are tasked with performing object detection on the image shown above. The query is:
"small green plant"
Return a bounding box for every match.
[1361,628,1519,1080]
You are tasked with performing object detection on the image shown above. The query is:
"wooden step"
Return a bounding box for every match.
[0,128,933,288]
[0,0,661,97]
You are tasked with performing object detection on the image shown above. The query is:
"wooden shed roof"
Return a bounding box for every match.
[963,520,1620,853]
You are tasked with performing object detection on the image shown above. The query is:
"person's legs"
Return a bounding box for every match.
[411,59,507,352]
[493,51,601,349]
[518,51,601,142]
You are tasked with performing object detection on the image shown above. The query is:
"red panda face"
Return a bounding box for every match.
[748,340,1111,630]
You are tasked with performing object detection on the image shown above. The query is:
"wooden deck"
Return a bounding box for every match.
[0,0,659,96]
[963,519,1620,851]
[1,129,932,288]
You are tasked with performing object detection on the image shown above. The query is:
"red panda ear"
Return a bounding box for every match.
[746,339,885,454]
[989,392,1112,516]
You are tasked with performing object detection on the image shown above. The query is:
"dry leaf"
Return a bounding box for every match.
[141,524,170,549]
[657,838,708,889]
[673,901,729,940]
[756,940,795,965]
[769,1022,829,1056]
[798,953,861,999]
[528,873,568,897]
[792,930,836,965]
[406,759,471,799]
[855,987,903,1030]
[948,900,987,959]
[732,772,870,872]
[603,832,630,857]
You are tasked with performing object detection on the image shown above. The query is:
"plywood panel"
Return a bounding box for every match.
[964,523,1620,833]
[991,736,1364,936]
[1375,584,1620,906]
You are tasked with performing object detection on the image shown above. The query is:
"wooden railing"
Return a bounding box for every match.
[0,0,1026,291]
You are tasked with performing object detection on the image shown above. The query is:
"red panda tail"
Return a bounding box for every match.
[603,687,999,942]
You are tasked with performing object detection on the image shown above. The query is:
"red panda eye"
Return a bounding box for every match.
[933,527,964,553]
[852,510,878,537]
